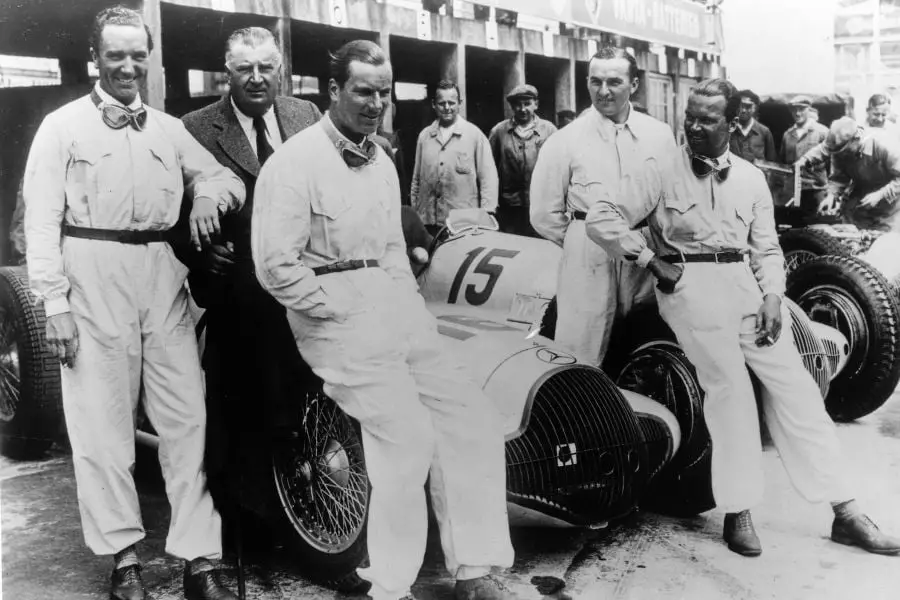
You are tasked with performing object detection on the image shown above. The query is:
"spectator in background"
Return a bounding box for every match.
[780,95,829,211]
[556,109,576,128]
[489,84,557,237]
[729,89,776,163]
[411,80,498,234]
[809,106,820,122]
[864,93,900,137]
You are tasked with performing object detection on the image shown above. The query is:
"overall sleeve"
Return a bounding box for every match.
[475,131,499,213]
[380,176,420,297]
[584,188,656,263]
[251,161,345,319]
[173,121,245,214]
[827,155,853,199]
[23,116,71,316]
[800,143,829,168]
[529,136,570,246]
[747,173,786,297]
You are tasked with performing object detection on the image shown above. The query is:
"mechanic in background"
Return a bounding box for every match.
[252,40,517,600]
[780,95,829,212]
[178,27,321,530]
[591,78,900,559]
[411,80,498,235]
[798,116,900,279]
[863,93,900,137]
[729,89,776,163]
[489,84,557,237]
[530,46,670,368]
[23,7,245,599]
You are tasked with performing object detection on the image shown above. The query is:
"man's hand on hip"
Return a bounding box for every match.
[47,313,79,368]
[648,257,684,294]
[756,294,783,347]
[859,191,884,208]
[190,197,222,251]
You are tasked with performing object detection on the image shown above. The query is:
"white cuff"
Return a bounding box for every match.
[44,296,70,316]
[635,247,656,269]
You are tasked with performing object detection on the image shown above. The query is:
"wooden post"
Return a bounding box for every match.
[439,42,467,119]
[139,0,165,110]
[378,29,393,133]
[502,48,525,120]
[276,4,293,97]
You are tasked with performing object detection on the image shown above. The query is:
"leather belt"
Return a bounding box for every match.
[660,251,747,264]
[312,259,380,276]
[63,225,173,244]
[572,210,587,220]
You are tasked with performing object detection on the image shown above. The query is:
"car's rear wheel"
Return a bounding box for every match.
[270,389,370,585]
[0,266,62,458]
[787,255,900,421]
[779,228,851,276]
[616,341,715,517]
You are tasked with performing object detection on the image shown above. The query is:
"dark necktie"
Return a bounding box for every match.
[340,139,378,168]
[253,116,274,166]
[90,89,147,131]
[690,153,731,182]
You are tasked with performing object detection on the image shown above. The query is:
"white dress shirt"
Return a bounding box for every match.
[230,97,283,155]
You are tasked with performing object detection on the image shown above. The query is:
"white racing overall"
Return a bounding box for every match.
[252,116,514,600]
[530,106,674,366]
[23,85,245,558]
[590,147,852,511]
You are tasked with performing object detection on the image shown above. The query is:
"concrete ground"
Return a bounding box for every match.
[3,393,900,600]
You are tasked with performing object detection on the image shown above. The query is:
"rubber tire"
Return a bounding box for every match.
[787,255,900,422]
[267,390,369,586]
[0,266,62,458]
[779,228,852,276]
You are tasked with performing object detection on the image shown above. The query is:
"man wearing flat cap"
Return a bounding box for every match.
[799,116,900,278]
[488,84,557,236]
[729,89,776,163]
[781,95,829,212]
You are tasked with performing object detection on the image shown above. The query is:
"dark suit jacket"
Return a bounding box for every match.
[178,95,321,306]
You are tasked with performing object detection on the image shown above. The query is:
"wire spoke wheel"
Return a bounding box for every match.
[784,248,821,276]
[272,391,369,555]
[0,309,21,422]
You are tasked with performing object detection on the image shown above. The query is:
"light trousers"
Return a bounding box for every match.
[288,268,515,600]
[61,238,221,559]
[655,262,851,512]
[555,220,656,366]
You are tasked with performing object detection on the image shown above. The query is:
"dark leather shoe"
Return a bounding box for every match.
[183,567,238,600]
[455,574,519,600]
[723,510,762,557]
[110,564,147,600]
[832,514,900,555]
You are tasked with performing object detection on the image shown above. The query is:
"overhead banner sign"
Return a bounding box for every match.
[489,0,721,53]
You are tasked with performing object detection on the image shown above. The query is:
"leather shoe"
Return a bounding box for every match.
[832,514,900,555]
[723,510,762,557]
[183,567,238,600]
[455,574,519,600]
[110,564,148,600]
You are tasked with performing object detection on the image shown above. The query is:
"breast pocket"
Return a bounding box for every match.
[661,184,703,242]
[69,144,113,221]
[455,152,474,174]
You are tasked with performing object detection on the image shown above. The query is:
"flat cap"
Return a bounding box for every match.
[789,95,812,107]
[506,84,538,101]
[823,116,862,155]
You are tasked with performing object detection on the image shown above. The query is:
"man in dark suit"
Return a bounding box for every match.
[179,26,321,518]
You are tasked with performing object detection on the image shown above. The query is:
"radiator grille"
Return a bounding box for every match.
[636,415,673,481]
[505,366,651,525]
[787,300,830,397]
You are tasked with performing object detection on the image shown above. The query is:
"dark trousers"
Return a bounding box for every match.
[201,271,314,513]
[496,205,540,238]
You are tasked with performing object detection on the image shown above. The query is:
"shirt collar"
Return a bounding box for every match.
[506,115,546,133]
[93,81,142,110]
[230,97,275,126]
[322,112,374,158]
[430,117,462,137]
[738,118,755,137]
[591,103,639,140]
